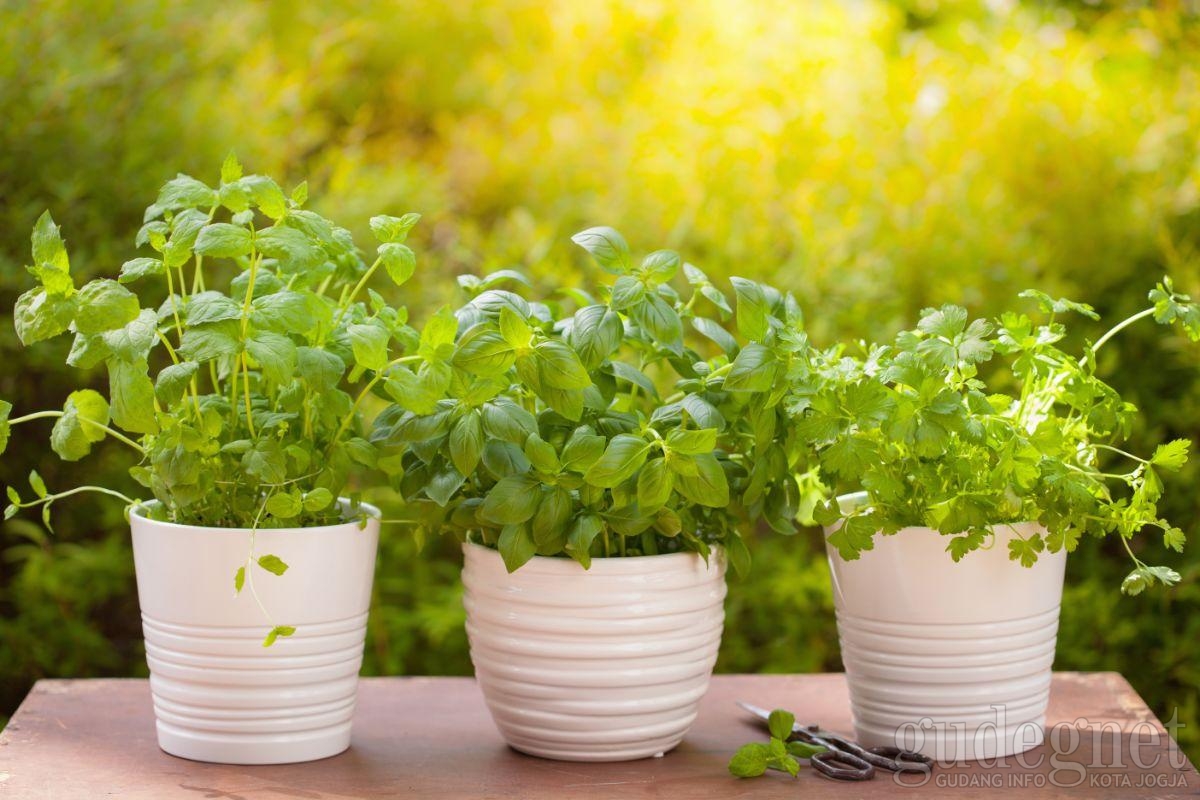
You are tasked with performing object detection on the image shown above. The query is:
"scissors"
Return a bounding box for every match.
[736,701,933,781]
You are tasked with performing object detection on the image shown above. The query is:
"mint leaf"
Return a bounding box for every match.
[50,389,110,461]
[257,554,289,575]
[262,625,296,647]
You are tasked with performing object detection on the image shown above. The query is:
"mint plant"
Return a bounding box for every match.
[729,709,825,778]
[370,227,809,572]
[797,279,1200,593]
[1,156,422,641]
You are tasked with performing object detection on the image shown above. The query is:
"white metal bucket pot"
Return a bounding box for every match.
[825,494,1067,762]
[461,541,727,762]
[130,502,380,765]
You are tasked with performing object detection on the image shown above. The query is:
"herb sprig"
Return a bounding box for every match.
[797,279,1200,593]
[371,227,810,571]
[729,708,825,779]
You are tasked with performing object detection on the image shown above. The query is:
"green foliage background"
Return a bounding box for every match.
[3,0,1200,760]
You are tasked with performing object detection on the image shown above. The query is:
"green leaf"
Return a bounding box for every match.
[674,452,729,507]
[584,434,653,488]
[251,291,313,334]
[731,277,770,341]
[768,709,796,741]
[1151,439,1190,470]
[666,428,718,455]
[194,223,253,258]
[531,487,573,554]
[561,428,606,473]
[497,524,537,572]
[31,210,70,280]
[566,514,605,568]
[0,400,12,454]
[157,174,217,210]
[480,475,542,525]
[243,439,288,484]
[246,331,298,384]
[610,275,645,310]
[636,458,674,511]
[263,625,296,647]
[379,242,417,285]
[108,359,158,434]
[1121,564,1182,596]
[303,488,335,512]
[571,226,630,274]
[257,554,289,576]
[297,347,345,386]
[29,470,46,498]
[74,280,139,334]
[728,743,770,778]
[453,325,516,376]
[234,566,245,594]
[449,411,485,476]
[568,305,623,370]
[50,389,110,461]
[631,294,682,343]
[186,292,242,325]
[1007,534,1046,568]
[347,321,390,371]
[257,226,323,272]
[524,434,560,473]
[221,152,243,184]
[119,257,165,284]
[641,249,680,282]
[534,341,591,389]
[265,493,302,519]
[14,288,76,345]
[499,306,532,348]
[179,320,242,362]
[370,213,421,244]
[724,343,777,392]
[826,515,877,560]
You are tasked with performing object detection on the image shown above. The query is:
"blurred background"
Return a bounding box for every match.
[2,0,1200,760]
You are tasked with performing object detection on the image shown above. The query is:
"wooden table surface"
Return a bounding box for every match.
[0,673,1195,799]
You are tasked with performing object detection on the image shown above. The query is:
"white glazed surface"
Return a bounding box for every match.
[462,542,727,762]
[826,495,1066,762]
[130,502,380,765]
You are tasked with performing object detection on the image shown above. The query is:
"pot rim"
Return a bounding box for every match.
[462,539,724,574]
[130,497,382,534]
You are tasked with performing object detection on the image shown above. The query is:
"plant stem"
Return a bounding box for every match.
[19,484,138,508]
[1087,307,1156,360]
[324,355,421,457]
[331,256,383,329]
[241,353,257,438]
[8,411,145,454]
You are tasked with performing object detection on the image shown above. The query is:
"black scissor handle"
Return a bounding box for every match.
[866,745,934,774]
[810,749,875,781]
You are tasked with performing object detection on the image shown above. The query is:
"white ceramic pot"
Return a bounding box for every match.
[130,501,380,765]
[461,541,727,762]
[825,493,1067,762]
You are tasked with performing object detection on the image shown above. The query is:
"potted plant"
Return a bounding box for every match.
[370,227,807,761]
[0,157,422,764]
[793,282,1199,761]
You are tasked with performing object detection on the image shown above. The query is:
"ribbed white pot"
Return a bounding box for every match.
[825,494,1067,762]
[461,541,727,762]
[129,501,380,765]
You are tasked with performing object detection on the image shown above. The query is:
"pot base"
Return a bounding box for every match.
[157,722,352,765]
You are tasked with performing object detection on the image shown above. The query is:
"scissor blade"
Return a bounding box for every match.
[736,700,806,734]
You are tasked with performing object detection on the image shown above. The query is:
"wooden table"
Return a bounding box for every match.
[0,673,1194,799]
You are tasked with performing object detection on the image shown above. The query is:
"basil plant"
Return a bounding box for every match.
[371,227,811,573]
[2,156,422,533]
